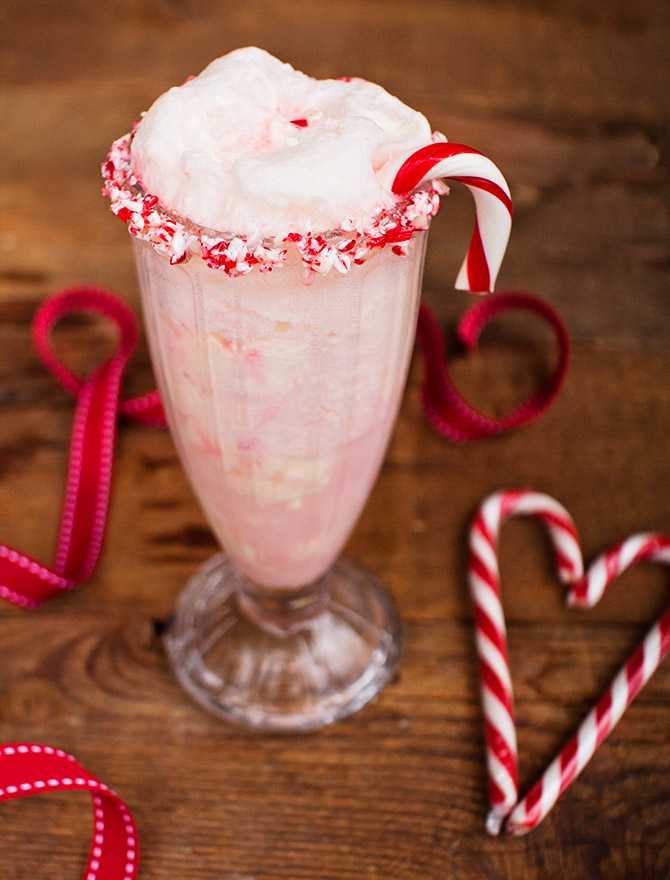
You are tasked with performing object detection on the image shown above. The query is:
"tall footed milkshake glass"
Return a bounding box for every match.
[132,229,428,730]
[105,48,512,730]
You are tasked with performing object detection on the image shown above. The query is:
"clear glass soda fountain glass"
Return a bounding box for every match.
[132,221,428,731]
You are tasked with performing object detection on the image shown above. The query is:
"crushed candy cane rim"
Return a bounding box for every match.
[102,130,446,277]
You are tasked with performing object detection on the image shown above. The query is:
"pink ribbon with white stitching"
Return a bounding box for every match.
[0,286,165,609]
[0,743,138,880]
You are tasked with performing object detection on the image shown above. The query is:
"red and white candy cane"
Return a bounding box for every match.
[0,743,139,879]
[506,532,670,835]
[0,286,165,609]
[390,141,513,293]
[468,490,583,833]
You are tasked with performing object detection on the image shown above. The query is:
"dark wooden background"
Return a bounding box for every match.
[1,2,669,878]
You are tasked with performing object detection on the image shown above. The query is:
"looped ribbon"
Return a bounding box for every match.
[0,286,165,610]
[0,286,568,610]
[33,286,165,428]
[0,743,138,880]
[416,292,570,442]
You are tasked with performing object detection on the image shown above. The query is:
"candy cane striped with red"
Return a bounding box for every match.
[468,490,583,833]
[568,533,670,609]
[0,743,139,880]
[506,532,670,835]
[390,142,513,293]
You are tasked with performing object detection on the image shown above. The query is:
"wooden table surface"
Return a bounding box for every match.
[1,2,669,878]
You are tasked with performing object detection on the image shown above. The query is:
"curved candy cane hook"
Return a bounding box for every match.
[389,142,513,293]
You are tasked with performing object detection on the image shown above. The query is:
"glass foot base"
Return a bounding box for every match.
[164,554,403,732]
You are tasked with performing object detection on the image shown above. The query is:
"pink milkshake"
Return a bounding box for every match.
[104,48,510,729]
[132,231,427,589]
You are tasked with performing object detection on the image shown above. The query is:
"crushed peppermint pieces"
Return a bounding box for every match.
[102,131,445,276]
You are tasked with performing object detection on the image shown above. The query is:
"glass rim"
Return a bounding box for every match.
[103,130,443,276]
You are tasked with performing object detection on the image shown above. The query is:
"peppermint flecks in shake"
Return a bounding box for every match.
[105,47,439,588]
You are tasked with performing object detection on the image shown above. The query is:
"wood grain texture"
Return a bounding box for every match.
[1,1,669,878]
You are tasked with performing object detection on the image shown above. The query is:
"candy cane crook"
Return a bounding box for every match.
[468,490,583,833]
[389,141,513,293]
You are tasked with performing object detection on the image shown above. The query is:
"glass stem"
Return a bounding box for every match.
[236,571,332,636]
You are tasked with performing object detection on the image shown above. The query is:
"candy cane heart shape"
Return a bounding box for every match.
[389,142,513,293]
[506,532,670,836]
[469,490,670,835]
[0,744,139,880]
[467,490,583,834]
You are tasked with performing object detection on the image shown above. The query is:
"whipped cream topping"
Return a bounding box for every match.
[129,47,433,238]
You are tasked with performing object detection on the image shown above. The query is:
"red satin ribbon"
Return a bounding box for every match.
[416,292,570,442]
[0,286,568,611]
[0,743,138,880]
